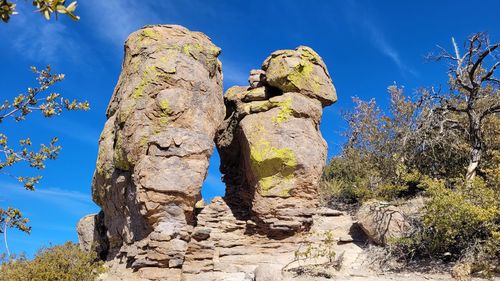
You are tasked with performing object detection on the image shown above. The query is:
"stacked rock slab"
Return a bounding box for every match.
[216,46,337,235]
[82,24,224,269]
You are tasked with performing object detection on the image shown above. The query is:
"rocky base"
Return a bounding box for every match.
[97,197,364,281]
[97,198,497,281]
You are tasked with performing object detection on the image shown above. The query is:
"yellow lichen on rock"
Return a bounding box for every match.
[272,96,293,123]
[113,133,130,171]
[250,138,297,197]
[136,28,160,43]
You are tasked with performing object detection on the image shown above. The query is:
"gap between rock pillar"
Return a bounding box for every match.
[86,25,224,269]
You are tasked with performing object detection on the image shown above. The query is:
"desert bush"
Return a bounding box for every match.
[0,242,104,281]
[285,231,342,271]
[389,178,499,271]
[283,230,343,278]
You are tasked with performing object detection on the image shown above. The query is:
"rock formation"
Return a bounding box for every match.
[357,199,423,245]
[216,46,337,235]
[78,25,343,280]
[84,24,224,269]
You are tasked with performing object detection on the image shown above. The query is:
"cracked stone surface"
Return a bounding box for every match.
[89,24,224,269]
[216,46,337,235]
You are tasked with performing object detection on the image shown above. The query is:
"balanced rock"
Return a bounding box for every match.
[77,26,342,280]
[88,24,224,268]
[216,46,337,235]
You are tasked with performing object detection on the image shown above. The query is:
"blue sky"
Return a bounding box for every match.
[0,0,498,257]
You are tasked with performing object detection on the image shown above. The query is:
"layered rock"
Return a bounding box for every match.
[216,46,337,235]
[78,25,342,280]
[90,24,224,268]
[99,197,364,281]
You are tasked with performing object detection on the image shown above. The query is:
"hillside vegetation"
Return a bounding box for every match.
[321,33,499,277]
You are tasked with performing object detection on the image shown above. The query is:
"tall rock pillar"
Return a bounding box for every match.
[217,46,337,236]
[89,25,224,268]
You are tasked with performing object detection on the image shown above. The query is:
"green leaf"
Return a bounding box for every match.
[66,1,77,12]
[43,10,50,20]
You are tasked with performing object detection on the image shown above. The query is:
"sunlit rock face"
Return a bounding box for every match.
[216,46,337,236]
[78,25,340,280]
[90,24,224,268]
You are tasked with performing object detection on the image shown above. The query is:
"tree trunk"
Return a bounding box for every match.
[466,115,482,182]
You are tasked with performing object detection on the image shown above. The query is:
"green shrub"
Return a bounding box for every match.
[321,153,424,205]
[390,178,499,270]
[0,242,104,281]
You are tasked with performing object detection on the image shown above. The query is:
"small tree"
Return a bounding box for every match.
[322,33,499,204]
[0,66,89,253]
[423,33,499,181]
[0,1,82,255]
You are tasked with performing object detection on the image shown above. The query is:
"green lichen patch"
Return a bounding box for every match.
[287,59,321,93]
[139,135,149,148]
[249,100,272,113]
[209,45,221,56]
[266,49,323,94]
[159,99,171,114]
[157,99,172,127]
[95,144,111,180]
[133,65,166,99]
[116,102,135,124]
[299,47,322,64]
[271,96,293,123]
[249,138,297,197]
[114,134,130,171]
[181,43,204,57]
[137,28,160,43]
[181,43,220,73]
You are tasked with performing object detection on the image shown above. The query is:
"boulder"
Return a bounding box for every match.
[356,200,412,245]
[216,46,336,235]
[76,212,107,259]
[84,24,224,269]
[262,46,337,106]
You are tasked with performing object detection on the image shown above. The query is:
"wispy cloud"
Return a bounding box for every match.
[342,1,418,77]
[35,116,101,146]
[81,0,220,53]
[82,0,166,50]
[6,6,82,63]
[0,181,97,216]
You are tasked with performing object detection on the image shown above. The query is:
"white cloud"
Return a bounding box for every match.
[6,6,81,63]
[342,1,418,77]
[0,181,97,216]
[81,0,165,49]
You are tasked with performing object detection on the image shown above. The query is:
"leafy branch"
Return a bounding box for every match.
[0,0,79,23]
[0,66,89,243]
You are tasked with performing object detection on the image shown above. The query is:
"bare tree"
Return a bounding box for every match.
[423,33,499,181]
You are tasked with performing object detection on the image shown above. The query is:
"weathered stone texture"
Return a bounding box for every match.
[90,24,224,269]
[216,46,337,234]
[356,200,413,245]
[78,27,343,280]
